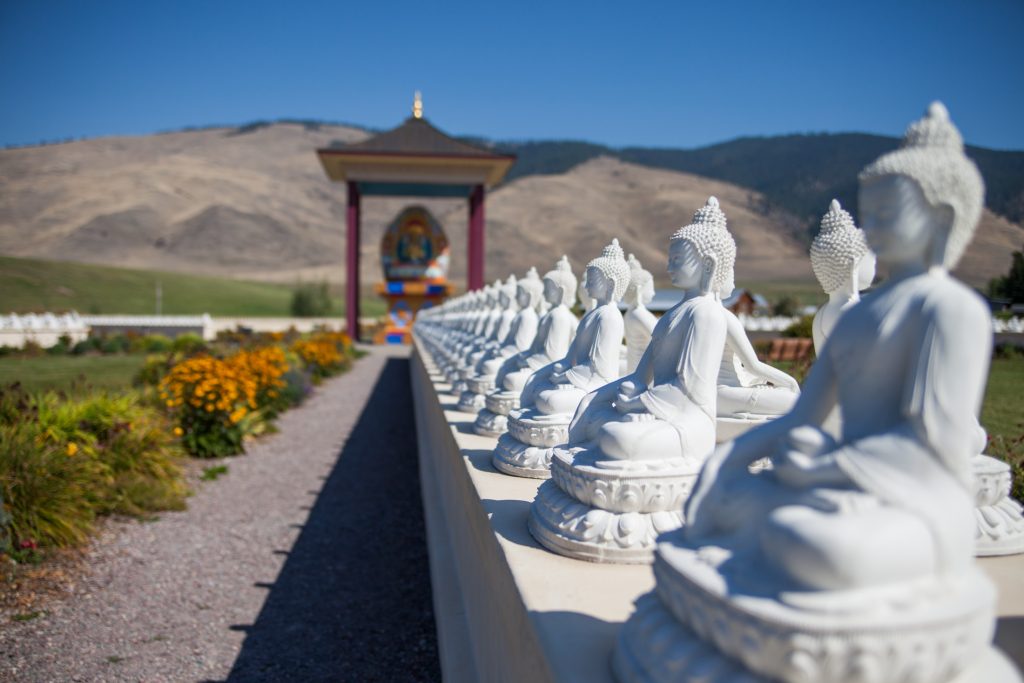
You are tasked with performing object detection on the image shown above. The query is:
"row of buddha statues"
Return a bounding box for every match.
[414,103,1023,682]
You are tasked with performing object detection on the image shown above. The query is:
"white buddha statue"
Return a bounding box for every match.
[446,282,502,391]
[623,253,657,374]
[577,271,596,314]
[529,198,740,563]
[810,200,1024,557]
[476,256,579,437]
[714,282,802,440]
[614,103,1021,683]
[457,269,543,414]
[810,198,877,351]
[492,240,629,478]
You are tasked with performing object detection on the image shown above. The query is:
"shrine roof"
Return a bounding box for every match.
[334,117,510,159]
[317,117,515,190]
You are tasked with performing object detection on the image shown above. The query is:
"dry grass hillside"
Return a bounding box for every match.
[1,123,1019,291]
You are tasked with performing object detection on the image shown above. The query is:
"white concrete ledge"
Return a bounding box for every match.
[409,340,1024,681]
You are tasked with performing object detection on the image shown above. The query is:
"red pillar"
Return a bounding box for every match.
[346,181,361,339]
[468,184,485,291]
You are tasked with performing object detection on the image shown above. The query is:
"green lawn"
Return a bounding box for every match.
[0,255,393,317]
[0,354,149,393]
[766,355,1023,441]
[981,356,1024,441]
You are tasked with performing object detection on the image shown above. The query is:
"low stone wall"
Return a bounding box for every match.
[411,341,653,682]
[410,338,1024,681]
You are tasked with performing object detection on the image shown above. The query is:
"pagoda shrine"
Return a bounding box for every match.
[316,94,515,341]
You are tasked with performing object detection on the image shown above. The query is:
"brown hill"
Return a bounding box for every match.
[1,124,1019,291]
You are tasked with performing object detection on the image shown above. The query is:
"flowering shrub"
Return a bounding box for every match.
[159,356,260,457]
[231,346,289,415]
[291,331,353,380]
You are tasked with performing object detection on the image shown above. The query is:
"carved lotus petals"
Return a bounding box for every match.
[457,390,486,413]
[548,449,698,514]
[648,545,996,683]
[507,410,571,447]
[485,391,519,415]
[492,433,556,479]
[473,408,509,437]
[529,480,684,563]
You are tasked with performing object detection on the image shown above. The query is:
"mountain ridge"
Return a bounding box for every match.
[1,121,1020,292]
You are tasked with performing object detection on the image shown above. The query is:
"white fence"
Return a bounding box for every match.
[0,312,89,349]
[0,313,352,348]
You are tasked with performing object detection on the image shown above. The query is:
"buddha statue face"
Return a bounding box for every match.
[516,285,531,309]
[667,240,705,291]
[859,174,954,271]
[542,278,562,307]
[585,265,614,303]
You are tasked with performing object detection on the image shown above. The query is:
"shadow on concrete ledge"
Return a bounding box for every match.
[225,358,441,682]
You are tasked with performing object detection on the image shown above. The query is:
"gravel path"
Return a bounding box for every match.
[0,347,441,682]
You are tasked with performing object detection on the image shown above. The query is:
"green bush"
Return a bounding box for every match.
[782,315,814,339]
[0,385,188,551]
[45,335,73,356]
[0,421,100,549]
[30,391,188,516]
[130,334,173,354]
[72,337,102,355]
[99,335,131,354]
[989,433,1024,501]
[290,281,333,317]
[171,333,206,355]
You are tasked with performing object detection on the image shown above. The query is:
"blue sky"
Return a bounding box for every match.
[2,0,1022,150]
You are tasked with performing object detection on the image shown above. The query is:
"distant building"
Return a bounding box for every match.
[647,288,769,315]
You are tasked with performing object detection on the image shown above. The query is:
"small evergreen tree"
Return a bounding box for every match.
[988,249,1024,303]
[290,281,333,317]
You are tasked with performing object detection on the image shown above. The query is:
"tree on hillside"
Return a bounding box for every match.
[290,281,333,317]
[988,249,1024,303]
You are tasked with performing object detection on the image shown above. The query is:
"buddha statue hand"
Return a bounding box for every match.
[567,378,627,445]
[685,427,785,540]
[615,379,646,414]
[772,426,849,488]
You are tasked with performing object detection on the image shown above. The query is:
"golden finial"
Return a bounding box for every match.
[412,91,423,119]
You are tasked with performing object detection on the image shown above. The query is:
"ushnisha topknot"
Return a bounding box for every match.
[811,199,871,294]
[543,255,578,308]
[500,274,518,302]
[587,238,631,301]
[859,101,984,270]
[518,266,544,308]
[670,196,737,296]
[625,253,653,302]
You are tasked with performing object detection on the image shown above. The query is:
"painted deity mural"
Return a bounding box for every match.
[375,206,453,344]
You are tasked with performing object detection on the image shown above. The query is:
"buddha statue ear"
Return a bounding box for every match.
[700,254,717,295]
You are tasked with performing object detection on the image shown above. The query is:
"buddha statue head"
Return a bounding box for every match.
[858,102,984,272]
[543,255,578,308]
[669,197,737,297]
[499,274,519,309]
[516,267,545,311]
[624,253,655,307]
[811,199,876,295]
[585,238,631,304]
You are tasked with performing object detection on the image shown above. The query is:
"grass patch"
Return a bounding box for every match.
[200,465,228,481]
[0,355,148,393]
[981,356,1024,441]
[0,255,390,317]
[11,610,43,622]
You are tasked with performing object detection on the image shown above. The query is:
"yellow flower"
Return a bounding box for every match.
[66,442,78,457]
[173,426,184,437]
